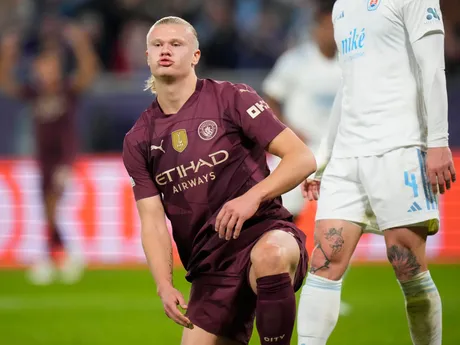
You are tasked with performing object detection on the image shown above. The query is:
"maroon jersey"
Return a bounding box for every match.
[123,79,295,278]
[22,85,78,167]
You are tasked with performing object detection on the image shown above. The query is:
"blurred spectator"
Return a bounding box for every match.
[237,1,293,68]
[194,0,240,69]
[0,0,460,155]
[0,20,98,284]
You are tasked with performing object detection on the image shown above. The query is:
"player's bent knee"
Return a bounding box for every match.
[250,231,300,278]
[250,243,294,277]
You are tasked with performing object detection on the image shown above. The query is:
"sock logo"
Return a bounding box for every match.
[264,334,285,342]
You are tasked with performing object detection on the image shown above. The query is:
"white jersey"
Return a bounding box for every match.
[332,0,445,158]
[262,42,341,155]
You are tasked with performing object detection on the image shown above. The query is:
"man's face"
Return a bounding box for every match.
[146,23,200,80]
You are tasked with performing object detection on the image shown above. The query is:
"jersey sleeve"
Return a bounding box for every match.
[122,133,159,201]
[399,0,445,43]
[229,83,287,149]
[262,51,296,102]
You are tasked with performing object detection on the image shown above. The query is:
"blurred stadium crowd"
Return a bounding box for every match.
[0,0,459,156]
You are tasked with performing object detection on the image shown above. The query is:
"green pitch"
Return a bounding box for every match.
[0,265,459,345]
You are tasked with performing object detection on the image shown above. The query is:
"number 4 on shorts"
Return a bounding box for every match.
[404,171,419,198]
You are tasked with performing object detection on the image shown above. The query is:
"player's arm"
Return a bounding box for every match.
[402,0,456,193]
[64,23,99,94]
[136,196,192,328]
[313,79,342,180]
[123,135,192,328]
[301,81,343,201]
[136,196,174,294]
[249,128,316,202]
[0,32,21,98]
[215,85,316,239]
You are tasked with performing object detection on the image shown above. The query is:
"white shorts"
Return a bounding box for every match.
[316,147,439,234]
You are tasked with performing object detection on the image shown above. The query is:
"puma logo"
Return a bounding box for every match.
[151,140,165,153]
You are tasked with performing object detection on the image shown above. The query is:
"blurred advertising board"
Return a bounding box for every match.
[0,154,459,268]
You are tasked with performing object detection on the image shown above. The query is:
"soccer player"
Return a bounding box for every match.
[263,0,340,218]
[262,0,352,316]
[0,23,98,284]
[122,16,316,345]
[297,1,455,344]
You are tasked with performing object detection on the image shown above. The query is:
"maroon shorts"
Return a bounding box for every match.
[36,128,76,195]
[186,224,308,345]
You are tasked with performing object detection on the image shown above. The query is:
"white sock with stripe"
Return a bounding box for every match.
[297,274,342,345]
[399,271,442,345]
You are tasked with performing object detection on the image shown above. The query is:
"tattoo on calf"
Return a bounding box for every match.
[309,227,345,273]
[387,245,421,280]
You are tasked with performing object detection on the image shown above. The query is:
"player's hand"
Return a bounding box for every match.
[426,147,456,194]
[302,179,320,201]
[158,286,193,329]
[215,193,261,240]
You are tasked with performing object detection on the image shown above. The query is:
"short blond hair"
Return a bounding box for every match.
[144,16,199,94]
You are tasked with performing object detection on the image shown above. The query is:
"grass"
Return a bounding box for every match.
[0,265,459,344]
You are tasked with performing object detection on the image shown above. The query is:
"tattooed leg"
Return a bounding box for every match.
[297,221,361,345]
[310,227,345,274]
[387,245,421,281]
[384,227,441,345]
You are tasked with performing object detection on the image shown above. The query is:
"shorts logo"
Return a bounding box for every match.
[367,0,380,11]
[171,129,188,153]
[198,120,218,141]
[130,177,136,187]
[407,201,422,213]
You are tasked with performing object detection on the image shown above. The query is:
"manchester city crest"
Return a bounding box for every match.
[198,120,218,141]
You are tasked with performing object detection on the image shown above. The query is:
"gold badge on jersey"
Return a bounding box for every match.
[172,129,188,153]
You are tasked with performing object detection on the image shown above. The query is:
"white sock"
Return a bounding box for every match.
[399,271,442,345]
[297,274,342,345]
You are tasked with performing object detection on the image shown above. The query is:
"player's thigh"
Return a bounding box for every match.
[316,156,371,228]
[310,219,362,280]
[186,275,255,345]
[384,226,429,281]
[360,147,439,234]
[181,326,242,345]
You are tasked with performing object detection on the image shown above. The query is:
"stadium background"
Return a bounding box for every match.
[1,0,460,344]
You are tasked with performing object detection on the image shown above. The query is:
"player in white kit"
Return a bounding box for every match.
[263,0,353,316]
[297,1,456,345]
[263,0,340,217]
